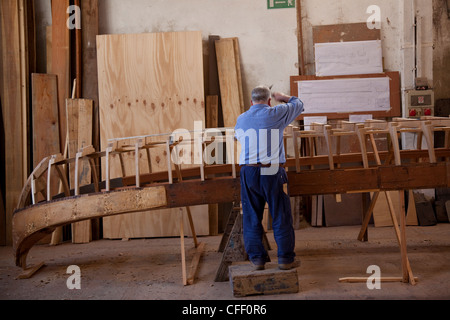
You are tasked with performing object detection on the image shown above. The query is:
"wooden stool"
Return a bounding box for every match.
[229,263,299,297]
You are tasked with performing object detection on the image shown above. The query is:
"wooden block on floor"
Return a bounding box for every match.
[229,264,299,298]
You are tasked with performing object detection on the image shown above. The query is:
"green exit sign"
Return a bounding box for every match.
[268,0,296,9]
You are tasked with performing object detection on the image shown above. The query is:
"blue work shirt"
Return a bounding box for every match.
[235,97,304,166]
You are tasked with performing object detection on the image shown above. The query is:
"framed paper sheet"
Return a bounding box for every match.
[298,77,391,115]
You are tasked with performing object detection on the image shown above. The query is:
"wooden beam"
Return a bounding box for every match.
[74,0,82,99]
[165,178,241,208]
[67,99,93,244]
[339,277,419,284]
[296,0,306,75]
[288,162,450,196]
[18,0,30,182]
[81,0,99,153]
[187,242,205,285]
[51,0,71,152]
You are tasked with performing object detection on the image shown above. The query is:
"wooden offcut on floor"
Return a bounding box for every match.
[229,264,299,298]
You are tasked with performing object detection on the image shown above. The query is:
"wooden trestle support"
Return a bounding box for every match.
[12,116,450,285]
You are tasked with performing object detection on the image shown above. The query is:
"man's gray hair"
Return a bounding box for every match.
[252,86,271,103]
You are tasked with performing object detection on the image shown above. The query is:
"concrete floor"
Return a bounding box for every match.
[1,223,450,301]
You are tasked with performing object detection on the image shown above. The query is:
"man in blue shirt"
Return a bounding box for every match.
[235,86,304,271]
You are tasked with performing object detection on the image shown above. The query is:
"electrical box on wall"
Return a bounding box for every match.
[406,90,434,118]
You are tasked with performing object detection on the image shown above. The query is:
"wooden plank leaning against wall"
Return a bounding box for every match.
[67,99,94,244]
[215,38,244,128]
[0,0,35,245]
[31,74,60,207]
[51,0,71,153]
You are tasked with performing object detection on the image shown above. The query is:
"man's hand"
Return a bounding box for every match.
[272,92,292,104]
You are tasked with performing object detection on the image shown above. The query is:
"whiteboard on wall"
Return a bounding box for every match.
[315,40,383,77]
[298,77,391,115]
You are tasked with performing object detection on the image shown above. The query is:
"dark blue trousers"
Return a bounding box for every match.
[240,166,296,265]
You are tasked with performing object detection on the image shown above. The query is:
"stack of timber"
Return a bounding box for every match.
[0,0,101,245]
[0,0,35,245]
[97,31,210,239]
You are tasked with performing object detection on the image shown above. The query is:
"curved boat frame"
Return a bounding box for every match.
[12,117,450,285]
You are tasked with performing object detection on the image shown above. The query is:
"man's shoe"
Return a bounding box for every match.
[251,262,265,271]
[279,260,301,271]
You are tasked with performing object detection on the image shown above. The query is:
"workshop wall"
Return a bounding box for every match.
[34,0,439,111]
[301,0,403,76]
[98,0,299,108]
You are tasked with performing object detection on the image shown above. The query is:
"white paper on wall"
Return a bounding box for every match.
[298,77,391,115]
[315,40,383,77]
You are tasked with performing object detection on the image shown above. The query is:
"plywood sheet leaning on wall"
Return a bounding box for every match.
[215,38,244,127]
[97,31,209,238]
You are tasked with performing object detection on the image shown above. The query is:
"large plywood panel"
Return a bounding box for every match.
[97,31,208,239]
